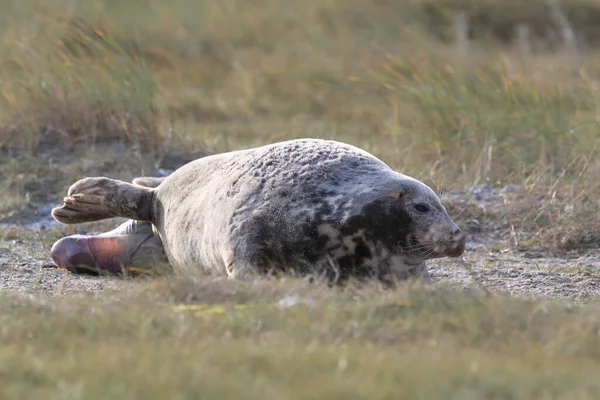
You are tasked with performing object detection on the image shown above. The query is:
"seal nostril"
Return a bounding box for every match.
[448,228,463,244]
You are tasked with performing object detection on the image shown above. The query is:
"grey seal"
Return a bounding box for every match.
[51,139,465,284]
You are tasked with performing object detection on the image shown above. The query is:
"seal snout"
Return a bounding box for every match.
[422,223,466,259]
[445,228,466,257]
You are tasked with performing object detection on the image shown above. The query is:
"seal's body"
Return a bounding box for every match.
[52,139,465,283]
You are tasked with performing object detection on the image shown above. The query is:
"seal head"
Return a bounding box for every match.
[295,176,464,283]
[390,179,466,263]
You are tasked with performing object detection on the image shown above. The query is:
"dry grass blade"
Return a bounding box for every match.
[0,1,600,397]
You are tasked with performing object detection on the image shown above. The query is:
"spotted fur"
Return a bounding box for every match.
[52,139,465,284]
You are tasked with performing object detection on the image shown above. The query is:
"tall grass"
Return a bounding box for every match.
[0,0,599,245]
[373,53,600,182]
[0,10,157,152]
[1,3,600,395]
[2,279,600,399]
[1,0,599,173]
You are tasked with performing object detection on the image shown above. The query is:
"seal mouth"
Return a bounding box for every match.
[429,238,466,259]
[407,233,420,248]
[399,227,467,261]
[403,260,425,267]
[444,237,466,258]
[398,238,466,262]
[397,234,438,263]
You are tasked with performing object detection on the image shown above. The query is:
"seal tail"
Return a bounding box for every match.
[52,177,155,224]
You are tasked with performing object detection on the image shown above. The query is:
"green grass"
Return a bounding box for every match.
[1,2,600,396]
[0,0,598,174]
[2,278,600,399]
[0,0,598,248]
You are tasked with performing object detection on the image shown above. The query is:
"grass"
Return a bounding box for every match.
[1,1,600,397]
[2,278,600,399]
[0,0,599,248]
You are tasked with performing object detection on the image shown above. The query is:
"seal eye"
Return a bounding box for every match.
[414,203,430,213]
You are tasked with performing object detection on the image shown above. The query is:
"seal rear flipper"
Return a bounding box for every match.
[52,177,154,224]
[51,230,169,276]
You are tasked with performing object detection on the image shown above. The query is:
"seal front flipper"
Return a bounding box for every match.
[52,177,154,224]
[132,176,166,188]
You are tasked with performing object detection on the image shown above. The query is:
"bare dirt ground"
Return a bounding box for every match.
[1,142,598,301]
[432,245,600,301]
[1,203,598,301]
[0,228,140,295]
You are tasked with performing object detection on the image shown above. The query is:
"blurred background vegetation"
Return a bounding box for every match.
[0,0,599,245]
[2,4,600,396]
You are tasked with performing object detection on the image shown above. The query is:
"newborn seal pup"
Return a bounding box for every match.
[51,139,465,284]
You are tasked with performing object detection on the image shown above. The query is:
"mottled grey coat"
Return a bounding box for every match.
[52,139,465,283]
